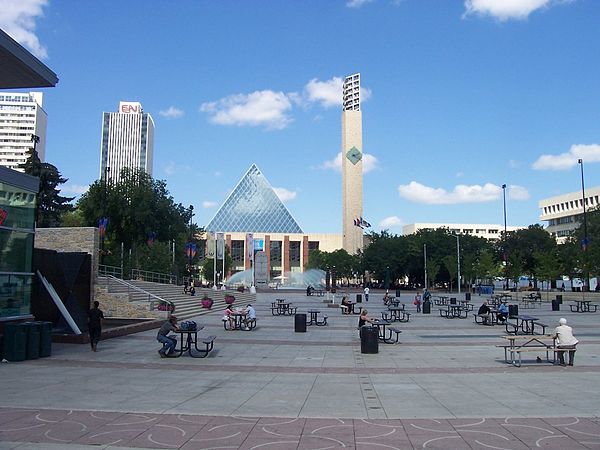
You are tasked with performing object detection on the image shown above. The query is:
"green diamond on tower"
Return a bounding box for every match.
[346,146,362,165]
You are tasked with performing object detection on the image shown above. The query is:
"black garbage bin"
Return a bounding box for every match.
[360,326,379,354]
[556,294,563,305]
[422,300,431,314]
[396,288,401,297]
[35,321,52,357]
[22,322,40,360]
[2,323,27,362]
[356,294,362,303]
[508,304,519,318]
[552,300,560,311]
[465,292,471,301]
[294,313,307,332]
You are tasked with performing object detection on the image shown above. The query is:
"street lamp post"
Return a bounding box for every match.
[188,205,194,278]
[454,235,461,294]
[502,184,508,291]
[578,159,589,292]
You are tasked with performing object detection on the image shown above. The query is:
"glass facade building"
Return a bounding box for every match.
[0,166,38,319]
[206,164,303,234]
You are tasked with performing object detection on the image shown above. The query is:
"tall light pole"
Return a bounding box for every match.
[578,159,589,292]
[423,243,428,290]
[453,234,461,294]
[502,184,508,291]
[188,204,194,278]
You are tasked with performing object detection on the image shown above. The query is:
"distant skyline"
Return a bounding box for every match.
[1,0,599,233]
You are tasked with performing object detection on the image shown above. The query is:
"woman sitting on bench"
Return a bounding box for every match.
[340,296,352,314]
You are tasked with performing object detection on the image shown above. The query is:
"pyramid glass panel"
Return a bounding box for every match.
[206,164,303,233]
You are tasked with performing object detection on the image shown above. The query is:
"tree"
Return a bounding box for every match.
[19,148,74,227]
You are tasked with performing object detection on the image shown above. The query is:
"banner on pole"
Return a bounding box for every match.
[206,232,215,258]
[254,238,264,251]
[216,232,224,259]
[246,233,254,262]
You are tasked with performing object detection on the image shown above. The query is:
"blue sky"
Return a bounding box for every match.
[2,0,600,233]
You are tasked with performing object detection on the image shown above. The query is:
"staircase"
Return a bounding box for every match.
[98,277,256,320]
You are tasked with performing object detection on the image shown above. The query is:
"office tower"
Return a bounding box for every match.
[341,73,363,254]
[0,91,47,171]
[100,101,154,183]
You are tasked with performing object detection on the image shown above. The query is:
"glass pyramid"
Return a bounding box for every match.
[206,164,303,233]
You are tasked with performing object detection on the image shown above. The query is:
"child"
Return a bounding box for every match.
[414,292,422,313]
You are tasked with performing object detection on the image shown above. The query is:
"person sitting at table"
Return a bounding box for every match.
[383,292,391,306]
[340,295,352,314]
[222,304,236,330]
[552,318,579,366]
[497,301,509,323]
[242,304,256,330]
[306,285,313,296]
[157,316,179,358]
[477,300,491,325]
[358,309,374,328]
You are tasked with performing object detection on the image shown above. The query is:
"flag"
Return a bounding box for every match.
[185,243,197,258]
[206,232,215,258]
[581,238,590,252]
[246,233,254,262]
[360,217,372,228]
[98,217,108,238]
[216,232,224,259]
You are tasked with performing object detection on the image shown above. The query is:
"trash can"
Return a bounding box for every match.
[465,292,471,301]
[396,288,402,297]
[556,294,563,305]
[360,326,379,354]
[356,294,362,303]
[36,321,52,357]
[508,304,519,318]
[294,313,307,333]
[552,299,560,311]
[422,300,431,314]
[2,323,27,362]
[22,322,40,360]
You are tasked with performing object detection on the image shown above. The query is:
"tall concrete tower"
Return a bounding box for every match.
[341,73,363,254]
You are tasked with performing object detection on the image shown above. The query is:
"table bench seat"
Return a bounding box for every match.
[388,327,402,343]
[533,321,548,334]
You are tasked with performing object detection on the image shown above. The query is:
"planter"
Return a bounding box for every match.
[201,298,213,309]
[224,295,235,305]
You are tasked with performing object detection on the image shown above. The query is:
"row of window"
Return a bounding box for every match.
[0,95,36,102]
[543,195,600,215]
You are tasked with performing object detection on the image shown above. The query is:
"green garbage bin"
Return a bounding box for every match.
[2,323,27,362]
[22,322,40,360]
[35,321,52,357]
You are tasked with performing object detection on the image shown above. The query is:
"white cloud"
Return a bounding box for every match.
[320,152,379,173]
[463,0,567,21]
[508,159,520,169]
[398,181,502,205]
[532,144,600,171]
[346,0,374,7]
[273,187,297,202]
[159,106,184,119]
[379,216,404,228]
[202,201,217,209]
[305,77,343,108]
[200,90,293,130]
[0,0,48,59]
[508,185,530,201]
[62,184,88,196]
[164,161,190,176]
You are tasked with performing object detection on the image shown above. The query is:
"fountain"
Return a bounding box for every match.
[225,268,326,290]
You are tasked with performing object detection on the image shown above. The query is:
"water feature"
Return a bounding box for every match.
[225,268,326,289]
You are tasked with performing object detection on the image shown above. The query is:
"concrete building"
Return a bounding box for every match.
[342,73,364,255]
[402,223,526,240]
[0,92,47,171]
[100,101,154,183]
[539,186,600,243]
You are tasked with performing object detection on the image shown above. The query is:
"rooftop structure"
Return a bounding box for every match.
[539,186,600,243]
[402,222,526,240]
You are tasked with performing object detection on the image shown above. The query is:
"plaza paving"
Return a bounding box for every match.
[1,290,600,449]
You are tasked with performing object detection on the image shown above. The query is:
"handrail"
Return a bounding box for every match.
[131,268,177,285]
[104,275,173,315]
[99,264,123,279]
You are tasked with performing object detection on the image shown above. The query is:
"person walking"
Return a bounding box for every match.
[553,318,579,366]
[88,301,104,352]
[364,286,370,302]
[414,292,422,313]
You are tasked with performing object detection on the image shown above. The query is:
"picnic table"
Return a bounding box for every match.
[505,314,543,335]
[371,319,400,344]
[434,296,450,306]
[439,304,468,319]
[173,327,215,358]
[271,302,296,316]
[570,300,598,313]
[384,306,410,322]
[307,309,328,326]
[499,334,557,367]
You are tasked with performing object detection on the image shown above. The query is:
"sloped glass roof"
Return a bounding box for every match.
[206,164,303,233]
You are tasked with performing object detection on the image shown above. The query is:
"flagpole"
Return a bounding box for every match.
[222,235,225,289]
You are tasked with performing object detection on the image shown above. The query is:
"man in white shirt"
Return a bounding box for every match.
[243,304,256,330]
[364,286,369,302]
[553,318,579,366]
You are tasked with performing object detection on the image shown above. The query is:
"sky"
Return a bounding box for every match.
[2,0,600,234]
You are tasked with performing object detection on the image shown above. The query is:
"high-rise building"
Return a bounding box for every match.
[100,101,154,183]
[0,92,47,171]
[341,73,363,254]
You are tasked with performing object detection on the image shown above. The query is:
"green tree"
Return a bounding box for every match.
[19,148,74,227]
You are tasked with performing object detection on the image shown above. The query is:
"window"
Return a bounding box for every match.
[230,240,244,266]
[289,241,301,267]
[270,241,282,267]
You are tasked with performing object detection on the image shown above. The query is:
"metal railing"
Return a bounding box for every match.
[99,264,123,279]
[103,275,173,314]
[131,268,177,285]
